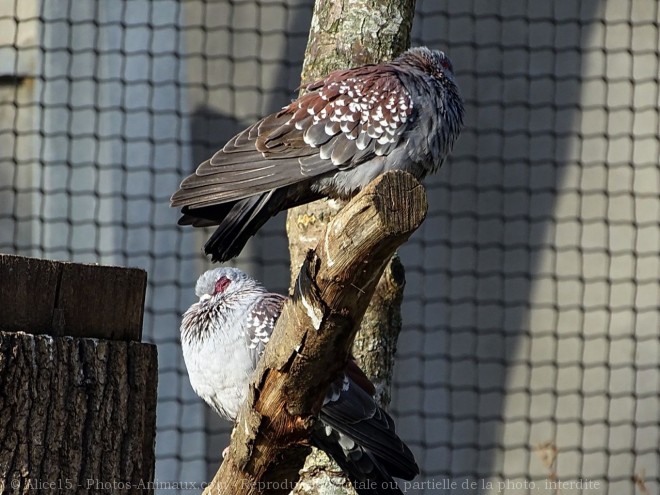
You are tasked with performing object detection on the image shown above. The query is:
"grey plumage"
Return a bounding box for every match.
[180,267,419,495]
[171,46,464,262]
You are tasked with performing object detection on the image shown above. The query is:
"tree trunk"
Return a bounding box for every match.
[0,333,158,494]
[286,0,416,492]
[0,254,157,495]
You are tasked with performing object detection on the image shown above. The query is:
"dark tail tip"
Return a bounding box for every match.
[204,226,249,263]
[203,191,281,262]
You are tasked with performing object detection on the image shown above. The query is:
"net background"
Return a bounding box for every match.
[0,1,658,494]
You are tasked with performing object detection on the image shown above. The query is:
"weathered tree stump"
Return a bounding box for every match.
[0,254,157,494]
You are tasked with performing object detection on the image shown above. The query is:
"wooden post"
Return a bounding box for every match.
[203,171,427,495]
[0,254,157,494]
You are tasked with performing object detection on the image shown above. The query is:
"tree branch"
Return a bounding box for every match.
[203,171,427,495]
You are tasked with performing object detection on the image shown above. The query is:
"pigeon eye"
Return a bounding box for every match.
[214,276,231,294]
[439,57,452,72]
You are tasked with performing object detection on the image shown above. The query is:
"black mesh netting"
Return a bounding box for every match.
[1,1,658,494]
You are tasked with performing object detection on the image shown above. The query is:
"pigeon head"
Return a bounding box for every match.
[395,46,456,84]
[182,267,266,344]
[194,267,263,301]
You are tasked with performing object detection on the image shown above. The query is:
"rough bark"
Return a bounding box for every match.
[286,0,416,492]
[0,255,157,494]
[204,171,427,495]
[297,0,416,89]
[0,332,158,494]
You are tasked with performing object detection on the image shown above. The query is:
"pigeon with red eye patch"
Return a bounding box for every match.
[171,46,464,262]
[180,267,419,494]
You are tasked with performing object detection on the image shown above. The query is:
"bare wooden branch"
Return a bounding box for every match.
[204,171,427,495]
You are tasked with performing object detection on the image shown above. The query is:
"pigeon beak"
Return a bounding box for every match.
[200,294,212,302]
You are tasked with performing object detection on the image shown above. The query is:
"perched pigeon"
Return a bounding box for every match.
[180,267,419,494]
[172,46,464,261]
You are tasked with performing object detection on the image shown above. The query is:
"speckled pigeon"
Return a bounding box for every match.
[180,267,419,494]
[171,46,464,261]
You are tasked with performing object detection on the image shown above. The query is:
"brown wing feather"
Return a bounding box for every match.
[171,64,413,209]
